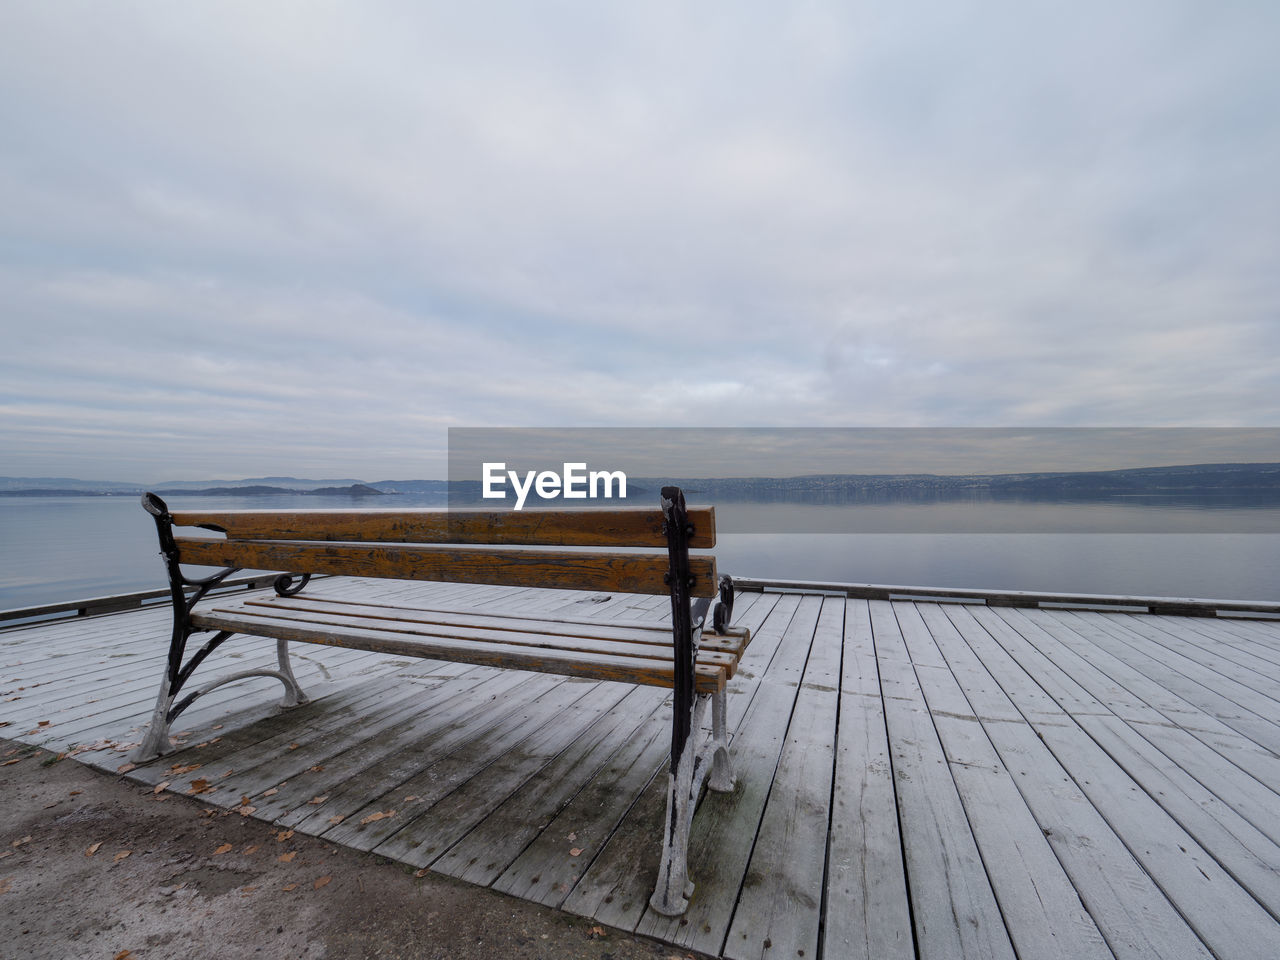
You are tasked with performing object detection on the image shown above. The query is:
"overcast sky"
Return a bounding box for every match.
[2,1,1278,482]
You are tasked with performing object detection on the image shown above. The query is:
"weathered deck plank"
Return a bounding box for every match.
[870,600,1018,960]
[718,596,842,960]
[574,595,818,940]
[491,592,780,913]
[4,579,1280,960]
[820,599,913,960]
[907,602,1115,960]
[946,605,1220,960]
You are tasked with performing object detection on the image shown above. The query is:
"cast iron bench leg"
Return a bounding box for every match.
[649,687,735,916]
[130,637,310,763]
[130,634,309,762]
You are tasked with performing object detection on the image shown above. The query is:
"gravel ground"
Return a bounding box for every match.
[0,738,707,960]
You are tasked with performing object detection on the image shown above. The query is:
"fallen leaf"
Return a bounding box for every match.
[278,851,297,863]
[309,765,325,772]
[402,794,419,802]
[113,951,133,960]
[243,845,260,855]
[0,759,18,767]
[213,724,223,730]
[413,868,429,878]
[359,810,395,825]
[569,848,583,857]
[85,841,103,857]
[167,762,201,775]
[588,925,606,939]
[116,762,137,774]
[313,875,332,890]
[153,782,170,795]
[213,843,234,855]
[113,850,131,862]
[37,720,50,727]
[288,742,301,750]
[262,788,279,797]
[327,815,345,826]
[187,778,214,795]
[237,805,257,817]
[12,836,32,848]
[276,830,295,842]
[307,795,328,805]
[69,790,82,796]
[0,878,12,894]
[282,882,298,892]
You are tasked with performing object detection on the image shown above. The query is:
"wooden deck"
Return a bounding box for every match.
[4,577,1280,959]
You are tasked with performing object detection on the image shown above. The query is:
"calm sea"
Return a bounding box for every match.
[2,493,1280,611]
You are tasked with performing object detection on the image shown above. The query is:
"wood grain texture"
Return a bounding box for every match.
[869,600,1018,960]
[720,596,843,960]
[170,505,716,548]
[631,597,826,955]
[941,603,1218,960]
[370,683,633,867]
[239,595,750,654]
[907,603,1114,960]
[13,577,1280,960]
[190,608,727,692]
[319,676,590,853]
[175,537,718,597]
[432,686,667,887]
[822,600,914,960]
[201,601,739,675]
[492,702,674,908]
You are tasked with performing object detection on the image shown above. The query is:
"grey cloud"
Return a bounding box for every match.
[1,1,1277,479]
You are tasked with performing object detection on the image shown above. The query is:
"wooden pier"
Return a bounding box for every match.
[3,577,1280,959]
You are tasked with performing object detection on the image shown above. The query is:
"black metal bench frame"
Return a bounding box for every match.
[131,486,747,915]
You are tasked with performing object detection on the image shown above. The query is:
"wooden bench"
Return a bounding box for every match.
[132,486,750,915]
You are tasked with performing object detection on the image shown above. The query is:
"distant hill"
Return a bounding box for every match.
[151,476,369,492]
[649,463,1280,502]
[148,483,386,498]
[2,464,1278,501]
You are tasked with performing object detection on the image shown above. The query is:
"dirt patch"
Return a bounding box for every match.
[0,739,709,960]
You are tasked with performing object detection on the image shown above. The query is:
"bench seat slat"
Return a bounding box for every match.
[175,538,718,598]
[170,506,716,548]
[200,601,739,674]
[238,595,751,655]
[190,608,727,693]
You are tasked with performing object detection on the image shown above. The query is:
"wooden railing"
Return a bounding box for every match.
[0,575,282,627]
[732,576,1280,618]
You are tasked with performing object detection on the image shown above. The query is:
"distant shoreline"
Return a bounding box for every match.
[3,463,1280,501]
